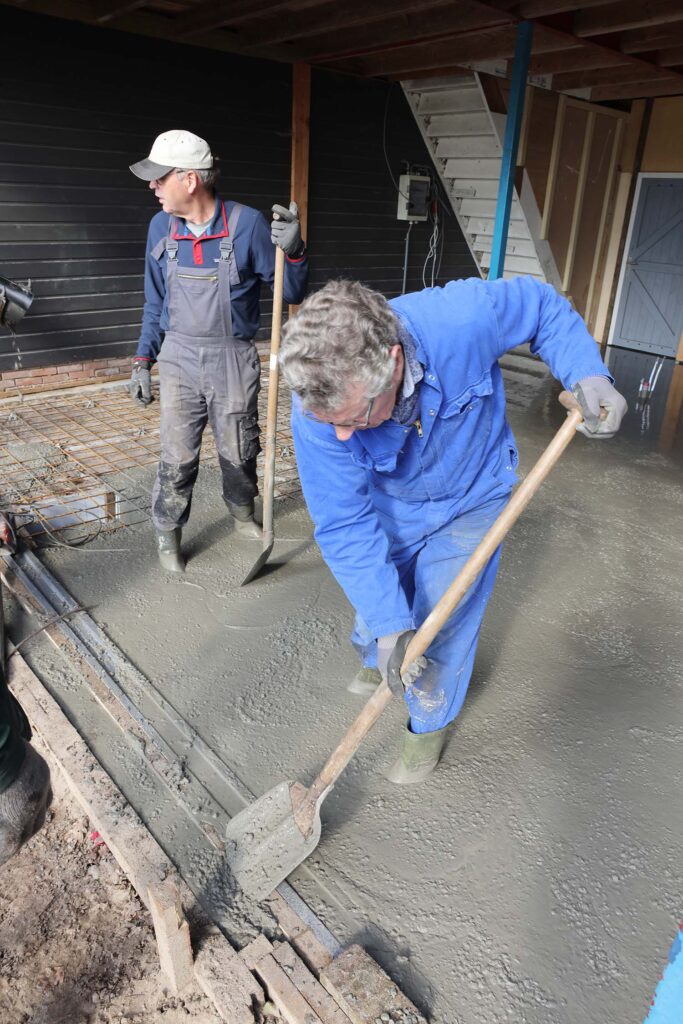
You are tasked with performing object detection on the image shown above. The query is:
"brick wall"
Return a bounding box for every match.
[0,355,135,398]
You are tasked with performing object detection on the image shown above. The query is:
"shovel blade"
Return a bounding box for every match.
[224,780,321,901]
[240,540,274,586]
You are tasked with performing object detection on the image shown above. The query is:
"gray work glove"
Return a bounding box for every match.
[0,741,52,866]
[129,357,153,407]
[377,630,428,698]
[271,201,305,258]
[573,375,627,438]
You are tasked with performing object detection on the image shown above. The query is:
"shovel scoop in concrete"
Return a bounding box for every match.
[224,780,325,901]
[225,395,585,901]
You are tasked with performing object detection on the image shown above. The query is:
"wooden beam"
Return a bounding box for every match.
[93,0,146,23]
[553,63,676,89]
[658,359,683,454]
[246,0,508,55]
[562,110,594,292]
[173,0,328,38]
[575,0,683,38]
[528,47,631,75]
[512,0,619,14]
[335,25,569,78]
[540,93,566,239]
[590,77,683,98]
[148,883,195,995]
[585,117,623,324]
[289,62,310,317]
[657,45,683,67]
[620,21,683,52]
[0,0,296,63]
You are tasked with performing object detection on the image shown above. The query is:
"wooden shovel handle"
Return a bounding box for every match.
[262,245,286,543]
[293,392,583,835]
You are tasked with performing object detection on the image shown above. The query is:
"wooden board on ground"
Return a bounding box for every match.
[321,945,427,1024]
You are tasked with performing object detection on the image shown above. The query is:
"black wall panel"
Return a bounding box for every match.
[0,8,477,372]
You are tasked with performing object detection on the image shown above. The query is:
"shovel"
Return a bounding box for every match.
[225,392,585,898]
[241,244,286,586]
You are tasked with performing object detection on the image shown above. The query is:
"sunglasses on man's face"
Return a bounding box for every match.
[303,395,377,429]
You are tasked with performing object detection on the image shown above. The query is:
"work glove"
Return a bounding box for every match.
[377,630,428,698]
[573,375,627,438]
[0,741,52,866]
[129,356,153,407]
[271,202,305,258]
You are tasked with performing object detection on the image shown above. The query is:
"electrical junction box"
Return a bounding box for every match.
[397,174,430,221]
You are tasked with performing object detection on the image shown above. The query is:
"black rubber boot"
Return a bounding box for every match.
[347,667,382,696]
[228,502,262,540]
[387,721,450,785]
[156,528,185,573]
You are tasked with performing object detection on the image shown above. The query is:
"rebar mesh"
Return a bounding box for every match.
[0,365,300,546]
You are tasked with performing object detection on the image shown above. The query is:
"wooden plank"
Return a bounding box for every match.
[6,651,261,1021]
[562,110,595,292]
[575,0,683,37]
[658,355,683,454]
[289,61,310,318]
[252,953,324,1024]
[148,882,195,994]
[240,933,276,970]
[590,78,683,101]
[320,946,426,1024]
[586,117,623,324]
[195,933,265,1024]
[272,942,350,1024]
[266,893,334,974]
[540,93,566,240]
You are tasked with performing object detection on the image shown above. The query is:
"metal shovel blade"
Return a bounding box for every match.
[240,538,274,586]
[224,780,322,901]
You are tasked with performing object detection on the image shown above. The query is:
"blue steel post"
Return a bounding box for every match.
[488,21,534,280]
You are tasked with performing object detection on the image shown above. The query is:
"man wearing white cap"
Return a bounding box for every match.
[129,129,309,572]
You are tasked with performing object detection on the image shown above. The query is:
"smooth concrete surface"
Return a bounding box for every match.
[8,371,682,1023]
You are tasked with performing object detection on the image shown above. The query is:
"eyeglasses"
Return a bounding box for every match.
[304,395,377,429]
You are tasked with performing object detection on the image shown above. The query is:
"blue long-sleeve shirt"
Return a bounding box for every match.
[136,196,309,360]
[291,277,612,638]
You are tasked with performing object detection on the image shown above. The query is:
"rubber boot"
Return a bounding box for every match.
[386,721,450,785]
[347,667,382,696]
[157,528,185,573]
[228,502,262,540]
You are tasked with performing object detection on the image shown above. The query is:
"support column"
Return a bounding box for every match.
[290,62,311,316]
[488,21,533,281]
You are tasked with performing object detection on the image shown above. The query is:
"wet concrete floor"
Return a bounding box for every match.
[7,362,682,1023]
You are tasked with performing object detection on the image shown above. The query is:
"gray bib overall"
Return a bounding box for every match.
[151,203,262,532]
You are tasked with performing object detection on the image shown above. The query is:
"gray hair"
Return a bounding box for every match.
[279,280,400,413]
[175,166,219,189]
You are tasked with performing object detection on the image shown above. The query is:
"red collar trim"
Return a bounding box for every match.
[171,201,229,265]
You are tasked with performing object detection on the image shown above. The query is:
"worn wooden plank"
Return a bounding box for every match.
[272,942,350,1024]
[320,946,426,1024]
[195,933,265,1024]
[148,882,195,994]
[7,652,260,1022]
[266,893,334,973]
[253,953,324,1024]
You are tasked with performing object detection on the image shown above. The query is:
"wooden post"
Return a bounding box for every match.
[289,62,311,317]
[541,94,567,240]
[562,110,595,292]
[148,882,195,994]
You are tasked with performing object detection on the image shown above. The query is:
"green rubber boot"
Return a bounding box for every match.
[386,722,450,785]
[347,667,382,696]
[228,502,263,540]
[157,528,185,573]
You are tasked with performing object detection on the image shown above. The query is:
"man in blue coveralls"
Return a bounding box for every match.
[129,130,309,572]
[279,278,627,784]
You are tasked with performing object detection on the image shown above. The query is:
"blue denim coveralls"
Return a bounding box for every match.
[291,277,611,733]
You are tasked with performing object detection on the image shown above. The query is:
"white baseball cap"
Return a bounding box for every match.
[130,129,214,181]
